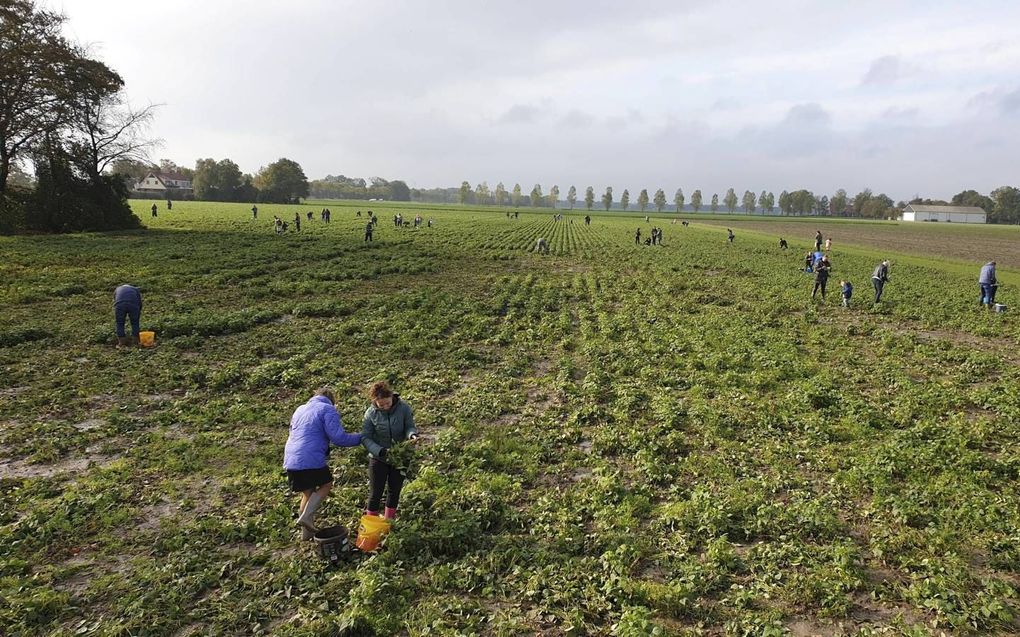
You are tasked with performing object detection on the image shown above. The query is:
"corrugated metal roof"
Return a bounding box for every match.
[904,204,986,214]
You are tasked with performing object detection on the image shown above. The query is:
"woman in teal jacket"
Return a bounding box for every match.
[362,381,417,520]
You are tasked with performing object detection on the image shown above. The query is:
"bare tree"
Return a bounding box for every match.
[70,96,161,180]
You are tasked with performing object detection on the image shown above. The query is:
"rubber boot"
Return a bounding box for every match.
[130,335,140,347]
[384,507,397,521]
[301,526,315,541]
[116,336,129,347]
[364,509,380,517]
[296,489,323,533]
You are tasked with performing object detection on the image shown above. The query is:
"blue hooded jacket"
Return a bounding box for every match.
[283,395,361,471]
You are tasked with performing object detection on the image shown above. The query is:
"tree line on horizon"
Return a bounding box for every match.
[437,182,1020,224]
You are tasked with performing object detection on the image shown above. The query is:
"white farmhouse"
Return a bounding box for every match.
[134,172,193,194]
[901,204,986,223]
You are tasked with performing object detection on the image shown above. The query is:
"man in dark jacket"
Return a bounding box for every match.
[812,257,831,301]
[113,284,143,347]
[872,260,890,303]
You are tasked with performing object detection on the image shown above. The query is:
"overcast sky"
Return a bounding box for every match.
[57,0,1020,201]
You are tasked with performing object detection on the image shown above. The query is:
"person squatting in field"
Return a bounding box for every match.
[535,237,550,254]
[979,261,998,309]
[113,284,142,347]
[361,382,418,521]
[283,388,362,540]
[872,260,891,303]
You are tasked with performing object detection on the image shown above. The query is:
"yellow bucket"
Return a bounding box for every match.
[355,514,391,552]
[138,331,155,347]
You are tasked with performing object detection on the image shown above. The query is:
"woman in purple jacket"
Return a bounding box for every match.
[283,388,361,539]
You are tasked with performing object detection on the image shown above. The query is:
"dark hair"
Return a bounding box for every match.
[314,387,336,404]
[368,381,393,400]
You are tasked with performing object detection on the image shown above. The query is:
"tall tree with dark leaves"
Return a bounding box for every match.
[742,190,756,213]
[653,189,666,212]
[602,186,613,211]
[723,188,737,213]
[254,158,308,204]
[530,184,543,207]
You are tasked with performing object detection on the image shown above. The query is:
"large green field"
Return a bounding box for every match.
[1,200,1019,636]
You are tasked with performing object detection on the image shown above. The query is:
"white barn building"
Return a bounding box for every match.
[134,172,193,194]
[901,204,986,224]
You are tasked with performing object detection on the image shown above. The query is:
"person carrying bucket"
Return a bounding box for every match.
[361,381,418,521]
[113,284,143,347]
[283,388,362,540]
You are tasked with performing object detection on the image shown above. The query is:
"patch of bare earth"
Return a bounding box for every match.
[0,452,118,479]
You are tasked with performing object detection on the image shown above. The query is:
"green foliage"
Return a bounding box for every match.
[254,158,309,203]
[0,200,1018,635]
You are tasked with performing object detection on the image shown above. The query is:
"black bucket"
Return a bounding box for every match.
[314,526,351,564]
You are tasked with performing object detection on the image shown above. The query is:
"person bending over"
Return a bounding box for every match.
[283,388,361,540]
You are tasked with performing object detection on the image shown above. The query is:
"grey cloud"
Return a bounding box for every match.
[496,104,543,125]
[711,97,742,111]
[606,116,628,132]
[782,103,832,127]
[862,55,908,86]
[736,103,835,156]
[881,106,920,122]
[968,86,1020,116]
[559,109,594,129]
[1000,87,1020,114]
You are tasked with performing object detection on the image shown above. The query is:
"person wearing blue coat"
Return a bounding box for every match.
[113,284,143,347]
[283,388,361,539]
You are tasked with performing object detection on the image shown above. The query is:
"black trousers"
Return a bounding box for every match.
[812,279,827,299]
[873,278,885,302]
[368,458,404,511]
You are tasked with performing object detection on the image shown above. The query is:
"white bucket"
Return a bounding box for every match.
[993,304,1008,313]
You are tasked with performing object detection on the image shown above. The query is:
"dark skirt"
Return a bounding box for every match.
[287,466,333,492]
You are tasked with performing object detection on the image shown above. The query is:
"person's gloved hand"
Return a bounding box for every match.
[378,448,387,460]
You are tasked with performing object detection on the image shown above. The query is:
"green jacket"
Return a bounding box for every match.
[361,394,416,459]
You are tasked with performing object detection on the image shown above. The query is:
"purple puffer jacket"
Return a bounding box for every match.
[283,396,361,470]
